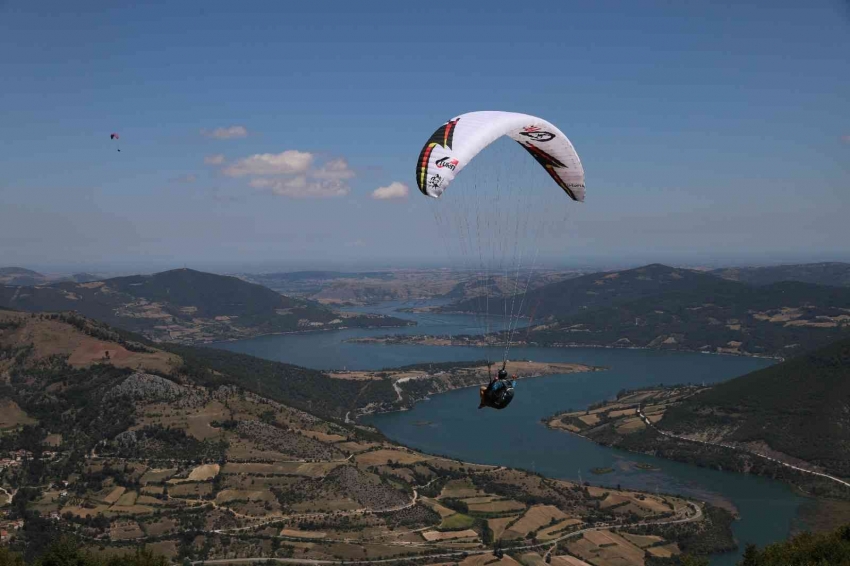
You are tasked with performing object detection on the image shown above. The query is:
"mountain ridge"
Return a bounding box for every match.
[445,263,737,319]
[0,268,410,344]
[713,261,850,287]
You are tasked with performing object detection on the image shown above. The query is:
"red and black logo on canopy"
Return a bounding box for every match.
[416,118,460,194]
[519,126,555,142]
[519,142,578,201]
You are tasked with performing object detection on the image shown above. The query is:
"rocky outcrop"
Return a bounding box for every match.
[104,372,205,407]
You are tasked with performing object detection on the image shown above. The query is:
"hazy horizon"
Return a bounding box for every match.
[6,251,850,280]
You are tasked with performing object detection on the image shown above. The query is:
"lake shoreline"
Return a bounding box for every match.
[215,302,793,566]
[350,361,606,420]
[542,384,850,535]
[346,334,785,362]
[185,320,417,347]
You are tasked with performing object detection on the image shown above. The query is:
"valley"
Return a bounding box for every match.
[0,311,721,566]
[3,262,850,565]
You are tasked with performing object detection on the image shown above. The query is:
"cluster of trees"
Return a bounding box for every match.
[622,507,735,564]
[110,425,227,461]
[736,524,850,565]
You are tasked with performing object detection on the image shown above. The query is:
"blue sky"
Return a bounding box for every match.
[1,1,848,273]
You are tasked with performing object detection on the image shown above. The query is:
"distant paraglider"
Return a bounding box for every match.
[110,133,121,152]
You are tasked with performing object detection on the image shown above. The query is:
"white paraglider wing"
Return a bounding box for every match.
[415,111,585,201]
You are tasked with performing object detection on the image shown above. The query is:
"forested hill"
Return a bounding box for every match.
[734,523,850,565]
[105,268,297,317]
[0,268,410,344]
[527,278,850,356]
[446,264,737,319]
[661,336,850,477]
[445,264,850,357]
[712,261,850,287]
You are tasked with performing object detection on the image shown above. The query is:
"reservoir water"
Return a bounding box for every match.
[214,301,805,566]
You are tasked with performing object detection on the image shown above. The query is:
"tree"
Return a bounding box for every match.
[740,544,759,566]
[0,548,25,566]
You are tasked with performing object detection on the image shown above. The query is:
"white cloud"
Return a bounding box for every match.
[371,182,409,200]
[204,154,226,165]
[225,151,355,198]
[312,158,356,182]
[223,150,313,177]
[225,152,355,198]
[248,175,350,198]
[202,125,248,139]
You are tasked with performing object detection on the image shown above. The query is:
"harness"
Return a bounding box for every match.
[486,378,516,410]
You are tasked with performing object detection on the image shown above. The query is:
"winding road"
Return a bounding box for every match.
[637,407,850,489]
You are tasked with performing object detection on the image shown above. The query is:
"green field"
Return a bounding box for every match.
[439,513,475,531]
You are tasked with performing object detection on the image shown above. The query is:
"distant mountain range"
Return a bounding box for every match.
[0,268,102,286]
[243,268,581,305]
[0,268,410,343]
[447,263,736,319]
[712,262,850,287]
[0,267,48,286]
[446,264,850,357]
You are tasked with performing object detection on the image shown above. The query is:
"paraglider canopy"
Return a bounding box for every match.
[415,111,585,201]
[110,133,119,140]
[413,110,587,382]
